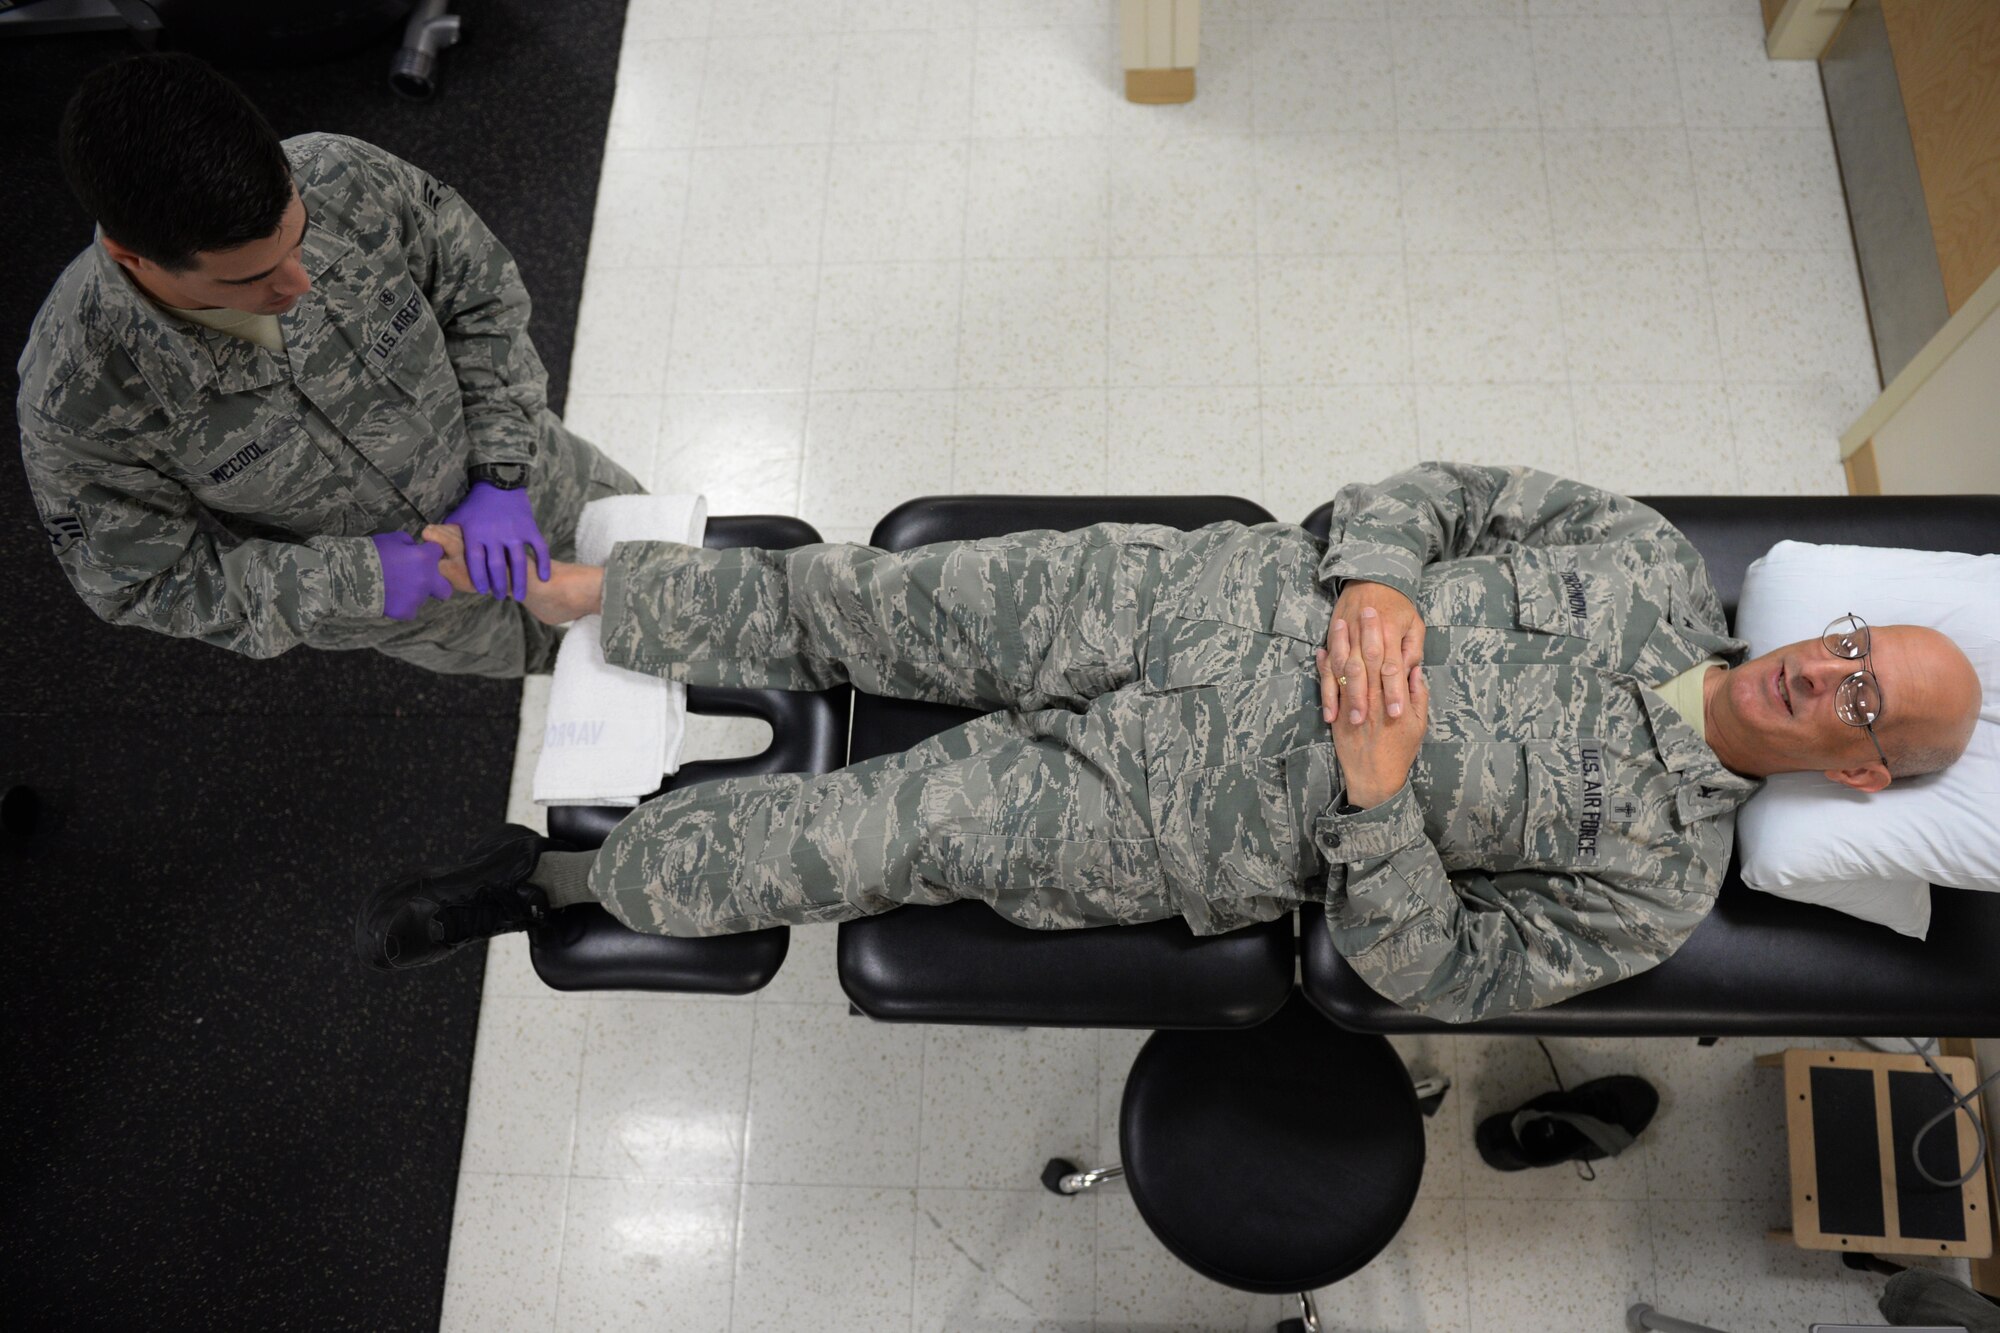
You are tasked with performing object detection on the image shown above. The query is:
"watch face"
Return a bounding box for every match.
[476,465,529,489]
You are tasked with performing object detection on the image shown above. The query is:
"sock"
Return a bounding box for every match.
[527,849,600,910]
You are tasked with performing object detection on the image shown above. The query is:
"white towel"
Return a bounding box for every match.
[532,494,708,807]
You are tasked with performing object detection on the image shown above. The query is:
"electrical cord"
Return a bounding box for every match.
[1900,1036,2000,1191]
[1536,1038,1597,1182]
[1859,1035,1933,1056]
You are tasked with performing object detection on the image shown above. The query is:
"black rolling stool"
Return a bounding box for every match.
[530,515,848,995]
[1042,995,1427,1333]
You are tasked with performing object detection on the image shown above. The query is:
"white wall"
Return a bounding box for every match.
[1871,300,2000,492]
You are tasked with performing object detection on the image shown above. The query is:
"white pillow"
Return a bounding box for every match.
[1731,540,2000,939]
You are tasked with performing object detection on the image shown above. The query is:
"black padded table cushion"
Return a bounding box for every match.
[1120,995,1425,1293]
[836,496,1299,1030]
[531,515,847,995]
[1297,492,2000,1036]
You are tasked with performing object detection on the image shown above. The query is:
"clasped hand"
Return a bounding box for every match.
[442,482,552,602]
[421,523,602,625]
[1314,581,1429,810]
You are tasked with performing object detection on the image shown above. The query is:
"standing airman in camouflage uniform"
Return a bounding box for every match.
[19,55,640,677]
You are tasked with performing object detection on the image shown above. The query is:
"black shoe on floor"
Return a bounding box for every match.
[1475,1074,1660,1172]
[356,824,562,972]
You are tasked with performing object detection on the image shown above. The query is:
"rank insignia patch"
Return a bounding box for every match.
[44,511,83,554]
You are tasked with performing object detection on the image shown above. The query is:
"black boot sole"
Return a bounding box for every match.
[355,876,428,972]
[354,825,556,973]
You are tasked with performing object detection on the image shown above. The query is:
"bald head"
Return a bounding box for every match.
[1873,626,1981,778]
[1702,622,1982,790]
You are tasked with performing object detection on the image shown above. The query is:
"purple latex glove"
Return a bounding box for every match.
[442,481,551,602]
[371,531,454,621]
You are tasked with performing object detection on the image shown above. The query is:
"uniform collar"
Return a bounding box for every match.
[91,240,213,415]
[300,216,352,281]
[1632,599,1749,683]
[1635,684,1762,822]
[277,221,353,350]
[88,224,356,409]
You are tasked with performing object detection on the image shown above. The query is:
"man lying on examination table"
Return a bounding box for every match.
[357,465,1982,1024]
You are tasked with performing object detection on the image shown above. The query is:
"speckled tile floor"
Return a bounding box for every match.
[443,2,1945,1329]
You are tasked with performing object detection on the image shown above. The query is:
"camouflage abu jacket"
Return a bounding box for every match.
[1310,465,1763,1021]
[17,132,549,657]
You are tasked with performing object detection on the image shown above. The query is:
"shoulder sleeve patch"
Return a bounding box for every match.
[45,510,85,556]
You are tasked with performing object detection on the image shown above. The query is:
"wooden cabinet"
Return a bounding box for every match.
[1766,0,2000,494]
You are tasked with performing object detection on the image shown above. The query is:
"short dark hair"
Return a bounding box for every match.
[59,53,293,272]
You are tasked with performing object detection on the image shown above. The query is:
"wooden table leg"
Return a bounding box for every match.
[1120,0,1198,104]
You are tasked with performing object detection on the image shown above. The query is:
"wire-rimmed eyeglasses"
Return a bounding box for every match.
[1823,613,1889,769]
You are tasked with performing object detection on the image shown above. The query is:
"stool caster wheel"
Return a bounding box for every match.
[1278,1288,1324,1331]
[1041,1158,1079,1195]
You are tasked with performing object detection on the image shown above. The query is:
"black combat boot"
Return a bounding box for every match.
[356,824,566,972]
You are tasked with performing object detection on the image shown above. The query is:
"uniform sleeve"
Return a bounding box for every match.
[1313,783,1715,1023]
[345,137,546,471]
[21,408,383,657]
[1317,464,1685,602]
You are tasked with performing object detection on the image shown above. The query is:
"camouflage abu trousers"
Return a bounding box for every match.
[587,522,1344,938]
[306,413,644,677]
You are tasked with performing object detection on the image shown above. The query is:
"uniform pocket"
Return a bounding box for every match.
[1508,549,1590,639]
[193,414,341,527]
[1150,528,1328,691]
[363,283,449,399]
[1276,743,1339,875]
[362,279,462,452]
[1172,743,1334,901]
[1522,737,1636,870]
[1416,740,1531,868]
[1176,524,1328,639]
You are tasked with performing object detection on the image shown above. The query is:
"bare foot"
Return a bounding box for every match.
[420,524,603,625]
[522,563,605,626]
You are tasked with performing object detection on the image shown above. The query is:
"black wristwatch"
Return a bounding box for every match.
[469,462,530,491]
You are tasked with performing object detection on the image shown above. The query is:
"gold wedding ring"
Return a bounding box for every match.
[1337,675,1348,686]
